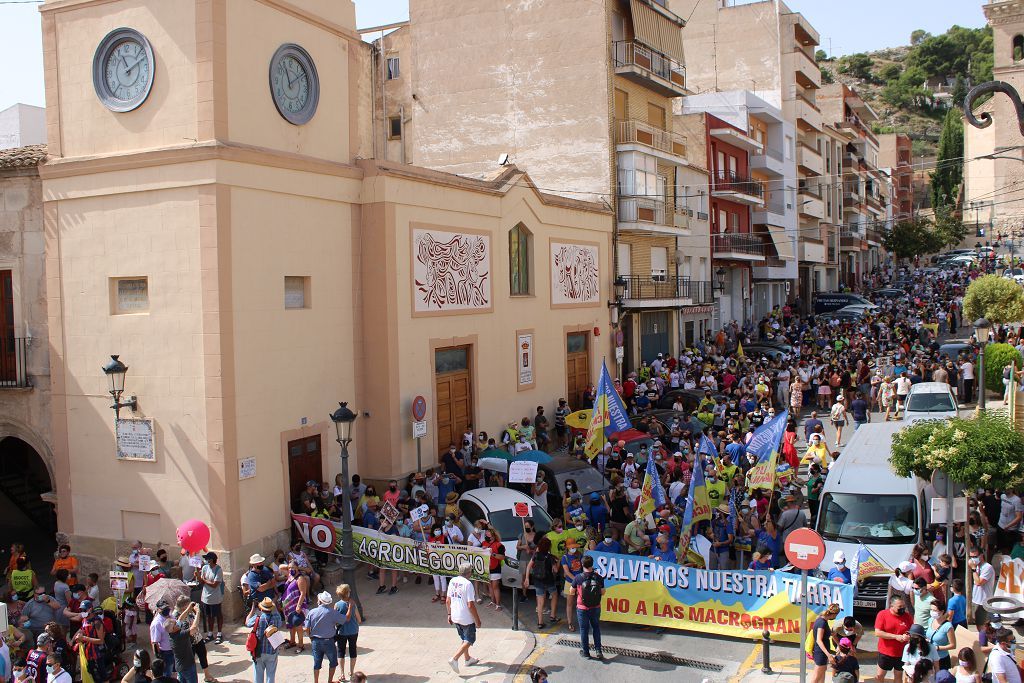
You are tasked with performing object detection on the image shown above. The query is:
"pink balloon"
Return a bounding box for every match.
[176,519,211,554]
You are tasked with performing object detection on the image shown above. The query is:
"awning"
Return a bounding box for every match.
[629,0,685,63]
[765,224,795,261]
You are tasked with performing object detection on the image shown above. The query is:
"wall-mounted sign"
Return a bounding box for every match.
[116,418,155,462]
[239,457,256,480]
[517,332,534,387]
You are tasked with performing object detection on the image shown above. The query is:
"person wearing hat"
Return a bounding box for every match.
[901,623,940,679]
[198,552,224,644]
[245,596,283,683]
[21,631,51,683]
[709,503,734,570]
[829,551,852,584]
[776,493,807,547]
[148,598,176,676]
[810,603,841,683]
[241,554,276,614]
[302,591,346,683]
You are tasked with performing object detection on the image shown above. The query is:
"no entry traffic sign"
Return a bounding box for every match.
[784,528,825,571]
[513,502,532,518]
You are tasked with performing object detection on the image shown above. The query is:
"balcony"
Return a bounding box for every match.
[866,228,884,246]
[799,196,824,219]
[710,127,764,153]
[787,46,821,90]
[618,196,689,235]
[753,199,787,226]
[791,92,822,132]
[612,41,687,97]
[838,116,878,144]
[797,141,823,176]
[711,170,764,206]
[616,119,688,165]
[712,232,766,261]
[0,337,30,389]
[619,275,713,306]
[840,225,867,251]
[750,145,785,177]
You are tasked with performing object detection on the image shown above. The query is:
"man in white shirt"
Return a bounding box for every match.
[445,562,482,673]
[894,373,912,417]
[989,628,1022,683]
[960,360,975,404]
[969,550,995,626]
[998,490,1024,553]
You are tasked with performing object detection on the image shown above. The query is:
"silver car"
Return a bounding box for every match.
[903,382,960,422]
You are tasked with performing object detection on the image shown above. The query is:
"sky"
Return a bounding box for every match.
[0,0,988,110]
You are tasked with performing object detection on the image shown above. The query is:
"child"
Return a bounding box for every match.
[85,573,100,603]
[945,578,967,630]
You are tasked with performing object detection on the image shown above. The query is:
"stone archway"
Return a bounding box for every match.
[0,422,56,542]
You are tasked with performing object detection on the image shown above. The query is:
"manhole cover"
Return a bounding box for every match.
[554,637,724,671]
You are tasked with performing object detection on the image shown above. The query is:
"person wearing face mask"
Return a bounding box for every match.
[911,578,935,628]
[595,531,621,555]
[198,552,224,645]
[910,545,935,584]
[287,543,320,592]
[925,600,956,671]
[566,516,589,552]
[705,468,725,509]
[874,596,914,683]
[240,555,277,616]
[559,540,584,632]
[968,551,995,626]
[18,589,58,643]
[482,526,505,611]
[828,551,852,584]
[120,649,152,683]
[429,525,449,603]
[901,624,940,681]
[43,652,71,683]
[149,600,175,676]
[951,647,981,683]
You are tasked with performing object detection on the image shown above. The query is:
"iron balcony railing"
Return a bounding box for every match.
[620,276,715,303]
[612,41,687,90]
[0,337,30,388]
[618,195,666,225]
[713,170,764,199]
[712,232,765,257]
[616,119,687,158]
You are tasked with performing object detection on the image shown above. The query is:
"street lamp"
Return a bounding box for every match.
[609,275,627,326]
[974,318,991,412]
[101,355,137,419]
[714,266,727,293]
[329,401,360,612]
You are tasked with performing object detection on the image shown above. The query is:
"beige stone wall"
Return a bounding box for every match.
[407,0,613,200]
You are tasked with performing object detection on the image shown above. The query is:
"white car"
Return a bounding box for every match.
[1003,268,1024,284]
[835,303,879,316]
[457,487,554,588]
[903,381,960,422]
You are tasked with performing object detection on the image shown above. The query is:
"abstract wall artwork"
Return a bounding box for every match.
[413,228,491,313]
[550,241,599,306]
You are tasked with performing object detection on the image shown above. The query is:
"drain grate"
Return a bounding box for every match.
[553,637,724,671]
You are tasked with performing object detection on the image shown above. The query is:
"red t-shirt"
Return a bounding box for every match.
[874,609,913,657]
[485,541,503,572]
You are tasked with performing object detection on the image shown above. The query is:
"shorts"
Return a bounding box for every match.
[192,640,209,670]
[455,622,477,645]
[286,612,304,628]
[818,386,831,395]
[832,420,845,427]
[311,637,338,670]
[556,426,567,436]
[877,653,902,671]
[335,633,358,660]
[812,647,830,666]
[201,602,222,620]
[532,581,557,597]
[490,572,502,581]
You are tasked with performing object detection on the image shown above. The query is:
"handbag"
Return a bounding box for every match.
[245,617,262,660]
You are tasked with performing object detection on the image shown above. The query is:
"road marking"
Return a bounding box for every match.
[512,633,551,683]
[728,643,762,683]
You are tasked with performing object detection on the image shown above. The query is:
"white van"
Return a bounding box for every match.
[814,422,929,613]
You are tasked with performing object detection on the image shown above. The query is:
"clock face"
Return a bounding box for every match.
[269,44,319,125]
[93,28,155,112]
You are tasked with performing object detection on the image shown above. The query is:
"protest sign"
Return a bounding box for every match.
[410,504,430,523]
[586,550,853,642]
[291,513,490,582]
[378,501,400,531]
[509,460,538,484]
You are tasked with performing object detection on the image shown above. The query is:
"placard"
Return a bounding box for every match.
[138,555,153,572]
[109,571,130,592]
[513,502,532,518]
[117,418,156,462]
[409,504,430,522]
[930,497,968,524]
[412,420,428,439]
[239,457,256,480]
[188,556,203,568]
[378,501,400,531]
[509,460,539,484]
[517,333,534,386]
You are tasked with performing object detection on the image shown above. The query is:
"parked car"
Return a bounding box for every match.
[872,288,904,299]
[655,388,724,411]
[458,487,554,587]
[903,381,960,422]
[813,292,874,315]
[743,344,789,361]
[825,309,866,322]
[937,342,972,361]
[535,455,611,520]
[835,304,878,316]
[1003,267,1024,284]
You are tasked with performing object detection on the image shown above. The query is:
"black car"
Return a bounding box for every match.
[937,342,972,361]
[656,387,724,411]
[872,288,904,299]
[534,455,611,520]
[743,344,789,361]
[813,292,873,315]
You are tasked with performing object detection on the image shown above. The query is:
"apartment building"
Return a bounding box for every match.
[964,0,1024,240]
[819,84,889,287]
[366,0,715,372]
[674,0,822,313]
[878,133,914,223]
[682,91,797,322]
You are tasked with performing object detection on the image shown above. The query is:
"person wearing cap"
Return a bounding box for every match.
[829,551,852,584]
[554,399,570,450]
[165,596,202,683]
[874,595,914,683]
[149,598,176,675]
[303,591,346,683]
[832,636,860,683]
[198,552,224,644]
[246,597,283,683]
[241,554,276,613]
[811,603,841,683]
[22,632,50,683]
[901,623,940,679]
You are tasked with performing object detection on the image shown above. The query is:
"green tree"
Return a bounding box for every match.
[839,53,875,81]
[910,30,931,46]
[933,208,968,249]
[963,274,1024,324]
[890,414,1024,491]
[878,63,902,83]
[951,76,968,110]
[821,67,835,85]
[815,49,828,62]
[881,66,932,110]
[907,25,993,81]
[930,108,964,209]
[984,344,1024,393]
[883,218,944,259]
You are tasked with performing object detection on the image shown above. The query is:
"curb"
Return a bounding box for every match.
[503,629,539,682]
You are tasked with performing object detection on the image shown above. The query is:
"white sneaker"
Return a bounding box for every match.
[465,657,480,667]
[448,658,460,672]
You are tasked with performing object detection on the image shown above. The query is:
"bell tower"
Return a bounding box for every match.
[987,0,1024,92]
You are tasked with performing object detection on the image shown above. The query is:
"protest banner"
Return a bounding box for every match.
[586,550,853,642]
[994,555,1024,620]
[291,513,490,582]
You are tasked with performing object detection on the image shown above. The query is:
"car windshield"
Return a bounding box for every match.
[905,392,956,413]
[819,493,917,544]
[555,467,608,497]
[488,507,551,539]
[1006,269,1024,277]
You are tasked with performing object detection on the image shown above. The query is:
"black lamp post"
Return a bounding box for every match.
[974,317,991,411]
[714,266,727,292]
[329,401,361,612]
[964,82,1024,136]
[101,355,137,420]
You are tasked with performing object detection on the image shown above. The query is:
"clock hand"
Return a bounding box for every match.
[125,55,147,73]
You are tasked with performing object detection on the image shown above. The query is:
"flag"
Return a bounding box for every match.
[584,361,631,460]
[728,494,738,536]
[698,433,720,469]
[745,410,789,491]
[636,452,668,521]
[851,543,892,585]
[681,454,711,533]
[736,340,745,358]
[80,646,95,683]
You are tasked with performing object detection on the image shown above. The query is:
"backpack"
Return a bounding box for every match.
[579,572,603,609]
[245,615,264,660]
[530,552,554,583]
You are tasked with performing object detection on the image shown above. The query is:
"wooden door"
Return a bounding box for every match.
[287,435,322,512]
[566,332,590,410]
[435,346,473,456]
[0,271,13,382]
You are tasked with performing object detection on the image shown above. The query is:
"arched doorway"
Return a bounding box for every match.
[0,436,57,579]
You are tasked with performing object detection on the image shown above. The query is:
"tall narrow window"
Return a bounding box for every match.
[388,116,402,140]
[508,224,531,296]
[386,56,400,79]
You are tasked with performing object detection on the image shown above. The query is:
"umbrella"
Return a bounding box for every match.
[513,449,552,464]
[564,409,592,430]
[142,578,191,612]
[477,457,508,473]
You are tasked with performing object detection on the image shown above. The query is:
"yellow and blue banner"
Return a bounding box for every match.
[587,550,853,641]
[584,361,631,460]
[745,410,788,490]
[681,454,711,533]
[698,433,721,469]
[852,543,892,585]
[636,452,668,520]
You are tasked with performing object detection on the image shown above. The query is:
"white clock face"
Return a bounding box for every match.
[93,28,155,112]
[104,39,151,103]
[269,44,319,125]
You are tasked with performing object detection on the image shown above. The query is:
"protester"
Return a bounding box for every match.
[875,596,914,683]
[445,562,482,674]
[245,598,282,683]
[303,591,345,683]
[523,537,559,630]
[810,603,840,683]
[333,584,361,683]
[568,555,605,660]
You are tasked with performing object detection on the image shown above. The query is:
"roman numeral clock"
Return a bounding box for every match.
[92,27,155,112]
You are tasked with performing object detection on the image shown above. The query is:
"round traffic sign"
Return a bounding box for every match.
[784,528,826,571]
[412,395,427,421]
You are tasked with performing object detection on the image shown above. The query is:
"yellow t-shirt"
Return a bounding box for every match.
[706,480,726,507]
[545,530,569,561]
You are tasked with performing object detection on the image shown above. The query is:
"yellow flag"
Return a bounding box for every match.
[80,646,95,683]
[736,341,745,358]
